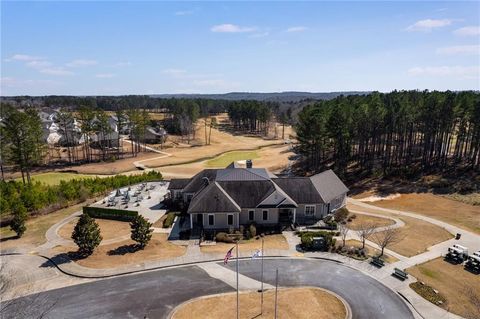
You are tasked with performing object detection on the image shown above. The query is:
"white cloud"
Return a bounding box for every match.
[453,26,480,37]
[10,54,43,61]
[286,26,308,33]
[66,59,98,67]
[95,73,115,78]
[211,24,256,33]
[25,60,53,69]
[1,77,61,89]
[40,67,74,76]
[406,19,453,32]
[175,10,194,16]
[408,66,479,79]
[436,45,480,55]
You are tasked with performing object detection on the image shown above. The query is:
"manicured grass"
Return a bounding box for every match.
[407,257,480,318]
[0,200,94,251]
[54,233,186,269]
[15,172,101,186]
[172,287,346,319]
[346,214,395,230]
[204,150,259,168]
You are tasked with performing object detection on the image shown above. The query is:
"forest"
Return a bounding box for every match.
[295,90,480,179]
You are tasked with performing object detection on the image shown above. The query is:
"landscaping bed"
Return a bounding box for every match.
[406,257,480,318]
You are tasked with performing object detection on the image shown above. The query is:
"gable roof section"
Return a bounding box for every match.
[182,169,219,193]
[187,182,241,214]
[168,178,190,190]
[217,180,275,208]
[272,177,324,204]
[257,182,298,208]
[216,168,271,182]
[309,170,349,203]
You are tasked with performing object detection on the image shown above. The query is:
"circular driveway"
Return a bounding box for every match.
[3,258,413,319]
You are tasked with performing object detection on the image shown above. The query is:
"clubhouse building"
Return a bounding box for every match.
[168,162,348,231]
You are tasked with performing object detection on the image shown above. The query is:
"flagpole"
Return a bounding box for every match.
[236,241,239,319]
[260,237,264,315]
[274,268,278,319]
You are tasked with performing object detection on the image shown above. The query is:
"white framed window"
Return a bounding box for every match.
[227,214,234,226]
[305,205,315,217]
[248,210,255,221]
[208,214,215,226]
[262,210,268,221]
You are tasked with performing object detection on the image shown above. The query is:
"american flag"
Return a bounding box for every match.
[224,246,235,264]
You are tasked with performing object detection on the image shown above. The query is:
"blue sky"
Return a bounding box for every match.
[1,1,479,96]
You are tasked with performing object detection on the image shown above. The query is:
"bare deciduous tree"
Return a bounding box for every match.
[371,226,402,257]
[355,222,376,249]
[339,223,349,247]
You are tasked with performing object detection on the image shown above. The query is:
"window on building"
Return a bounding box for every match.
[249,210,255,221]
[208,214,214,226]
[262,210,268,221]
[227,214,234,226]
[186,194,193,202]
[305,205,315,216]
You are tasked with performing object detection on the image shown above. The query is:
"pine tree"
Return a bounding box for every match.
[72,214,102,256]
[10,202,27,237]
[130,215,153,249]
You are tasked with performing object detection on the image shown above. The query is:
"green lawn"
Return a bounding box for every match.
[15,172,102,186]
[205,151,259,168]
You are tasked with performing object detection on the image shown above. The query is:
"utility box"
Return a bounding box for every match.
[312,237,326,250]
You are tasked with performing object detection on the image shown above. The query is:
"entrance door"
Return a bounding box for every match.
[196,214,203,226]
[279,209,291,223]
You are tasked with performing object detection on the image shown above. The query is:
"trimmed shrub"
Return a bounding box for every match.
[163,212,176,228]
[216,232,234,243]
[249,224,257,238]
[10,202,27,237]
[334,208,349,222]
[83,206,138,222]
[298,231,336,251]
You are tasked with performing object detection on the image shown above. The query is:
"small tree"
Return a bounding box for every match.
[72,214,102,256]
[338,223,349,247]
[371,226,402,257]
[10,202,27,238]
[356,223,376,249]
[130,215,153,249]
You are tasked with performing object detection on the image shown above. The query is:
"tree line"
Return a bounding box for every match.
[296,90,480,177]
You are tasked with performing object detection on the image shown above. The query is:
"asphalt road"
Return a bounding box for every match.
[224,258,414,319]
[3,259,413,319]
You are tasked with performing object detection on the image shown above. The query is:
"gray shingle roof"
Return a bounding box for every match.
[187,182,241,213]
[217,180,275,208]
[272,178,324,204]
[182,169,219,193]
[167,178,190,190]
[215,168,271,181]
[309,169,349,203]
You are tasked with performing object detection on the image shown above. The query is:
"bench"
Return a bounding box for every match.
[370,257,385,268]
[393,268,408,280]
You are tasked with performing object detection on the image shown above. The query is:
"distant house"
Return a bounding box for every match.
[131,126,167,144]
[168,162,348,231]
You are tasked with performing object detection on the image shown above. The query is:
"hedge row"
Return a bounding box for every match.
[83,206,138,222]
[163,212,176,228]
[298,231,336,251]
[0,171,161,217]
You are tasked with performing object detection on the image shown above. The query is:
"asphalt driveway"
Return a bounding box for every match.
[3,258,414,319]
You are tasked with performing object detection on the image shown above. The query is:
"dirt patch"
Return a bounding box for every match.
[200,234,289,254]
[54,233,186,269]
[366,193,480,234]
[346,214,395,231]
[171,287,346,319]
[407,257,480,318]
[58,218,131,242]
